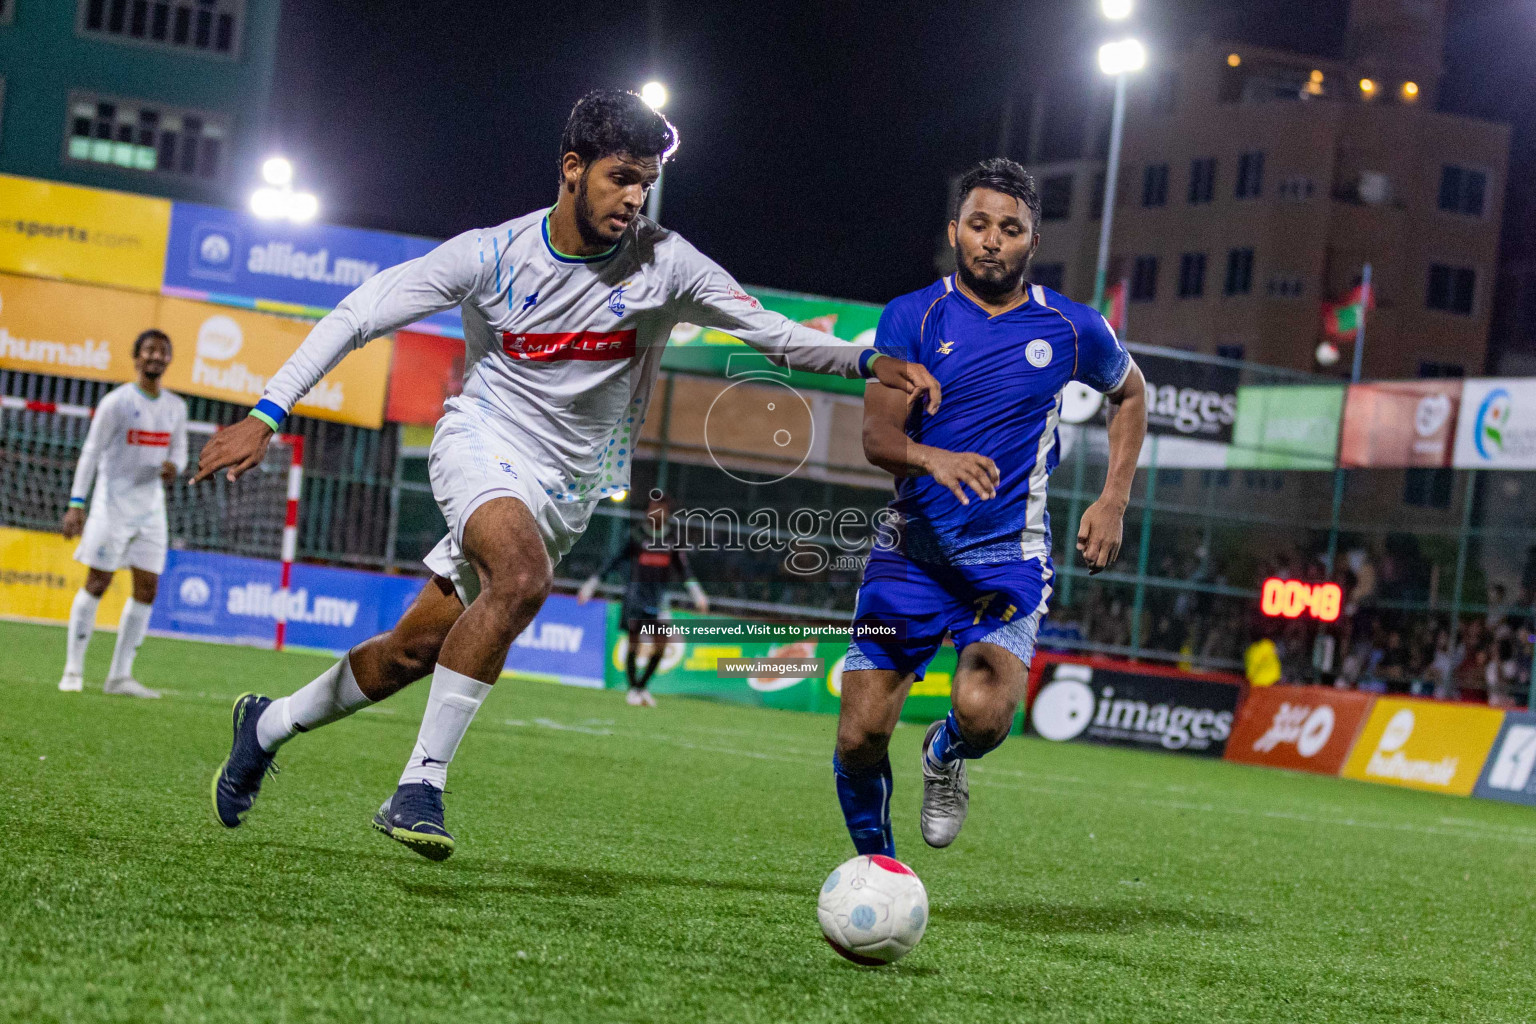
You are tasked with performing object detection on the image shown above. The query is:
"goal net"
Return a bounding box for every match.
[0,396,305,646]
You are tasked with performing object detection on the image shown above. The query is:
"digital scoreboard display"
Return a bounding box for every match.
[1260,578,1343,623]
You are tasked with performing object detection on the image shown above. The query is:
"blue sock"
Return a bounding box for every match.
[833,751,894,857]
[926,710,1004,768]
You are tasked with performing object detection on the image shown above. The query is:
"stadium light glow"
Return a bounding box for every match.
[1359,77,1377,95]
[261,156,294,187]
[1227,52,1241,67]
[250,158,319,223]
[1402,80,1420,100]
[640,81,668,111]
[1101,0,1133,20]
[1099,38,1147,76]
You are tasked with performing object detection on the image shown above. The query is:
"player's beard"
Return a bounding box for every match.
[573,168,616,250]
[956,249,1030,303]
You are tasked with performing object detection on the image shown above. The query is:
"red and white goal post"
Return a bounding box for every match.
[0,395,305,650]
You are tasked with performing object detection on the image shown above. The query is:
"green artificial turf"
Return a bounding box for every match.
[4,618,1536,1023]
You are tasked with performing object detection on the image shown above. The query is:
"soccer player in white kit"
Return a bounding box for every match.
[58,329,188,698]
[199,89,942,860]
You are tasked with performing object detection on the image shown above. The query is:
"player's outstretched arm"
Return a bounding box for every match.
[1076,359,1147,575]
[191,416,274,485]
[861,381,997,505]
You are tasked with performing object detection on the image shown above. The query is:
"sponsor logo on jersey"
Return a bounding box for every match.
[126,429,171,447]
[726,286,762,309]
[500,329,637,362]
[608,281,630,317]
[521,291,539,313]
[937,339,955,355]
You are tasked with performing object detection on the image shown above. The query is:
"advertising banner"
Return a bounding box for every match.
[0,526,132,628]
[1026,656,1245,757]
[602,616,968,724]
[0,273,157,383]
[162,201,461,334]
[1453,378,1536,470]
[157,296,392,428]
[1134,352,1240,444]
[1339,380,1460,468]
[0,174,171,293]
[386,330,463,425]
[1472,711,1536,807]
[662,287,881,398]
[1226,384,1345,470]
[1341,698,1505,796]
[152,547,606,682]
[1224,685,1375,775]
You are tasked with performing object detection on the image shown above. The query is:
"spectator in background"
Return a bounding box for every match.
[1244,631,1281,687]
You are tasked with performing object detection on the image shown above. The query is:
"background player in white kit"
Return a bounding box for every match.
[58,329,188,698]
[197,89,942,860]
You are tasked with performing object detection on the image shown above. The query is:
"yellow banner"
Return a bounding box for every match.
[0,527,131,627]
[0,174,170,293]
[0,273,156,382]
[157,297,392,428]
[1342,698,1505,796]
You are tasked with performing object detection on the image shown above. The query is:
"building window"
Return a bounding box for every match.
[1090,171,1106,218]
[0,0,11,26]
[1224,248,1255,296]
[1131,255,1159,302]
[1177,252,1206,298]
[1426,264,1476,315]
[1188,157,1216,204]
[78,0,244,57]
[1438,166,1487,217]
[1277,176,1315,201]
[1031,263,1065,293]
[1418,361,1464,379]
[1235,151,1265,199]
[1265,275,1304,298]
[1216,344,1246,362]
[1041,174,1073,221]
[1142,163,1169,207]
[1150,70,1179,114]
[64,92,228,180]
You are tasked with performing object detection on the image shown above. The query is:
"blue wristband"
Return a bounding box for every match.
[68,497,85,510]
[250,399,287,431]
[858,349,883,378]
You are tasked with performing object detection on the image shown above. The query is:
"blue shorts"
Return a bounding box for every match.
[845,546,1053,679]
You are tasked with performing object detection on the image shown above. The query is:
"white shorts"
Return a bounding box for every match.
[422,412,595,606]
[74,511,168,575]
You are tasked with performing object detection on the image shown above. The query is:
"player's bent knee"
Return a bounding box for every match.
[951,697,1014,751]
[835,723,892,768]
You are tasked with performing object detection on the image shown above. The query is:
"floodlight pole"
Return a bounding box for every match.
[646,168,665,222]
[1324,262,1371,576]
[1091,72,1129,311]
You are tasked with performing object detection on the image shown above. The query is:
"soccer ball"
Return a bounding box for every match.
[817,855,929,965]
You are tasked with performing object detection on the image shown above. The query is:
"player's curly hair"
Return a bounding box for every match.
[558,89,679,184]
[954,158,1042,229]
[132,328,171,358]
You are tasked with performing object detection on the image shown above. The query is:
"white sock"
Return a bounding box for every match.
[65,590,100,676]
[256,654,372,753]
[107,599,152,681]
[398,665,493,790]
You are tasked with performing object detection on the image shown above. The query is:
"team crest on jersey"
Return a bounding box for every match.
[493,455,519,478]
[608,280,631,317]
[937,339,955,355]
[1026,339,1053,368]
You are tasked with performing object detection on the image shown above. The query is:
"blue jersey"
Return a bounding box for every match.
[873,276,1131,565]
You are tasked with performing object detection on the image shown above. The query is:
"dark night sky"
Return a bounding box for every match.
[264,0,1536,304]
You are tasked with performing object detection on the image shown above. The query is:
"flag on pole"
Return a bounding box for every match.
[1096,279,1127,333]
[1322,282,1374,341]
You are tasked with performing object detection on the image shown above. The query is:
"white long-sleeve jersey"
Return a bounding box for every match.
[253,209,880,502]
[70,383,189,523]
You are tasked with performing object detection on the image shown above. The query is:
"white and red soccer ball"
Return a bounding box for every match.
[817,854,929,965]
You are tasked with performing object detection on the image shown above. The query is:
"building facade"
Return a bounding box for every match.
[1023,0,1509,381]
[0,0,280,204]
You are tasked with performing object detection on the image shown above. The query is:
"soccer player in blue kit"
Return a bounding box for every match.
[833,158,1148,855]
